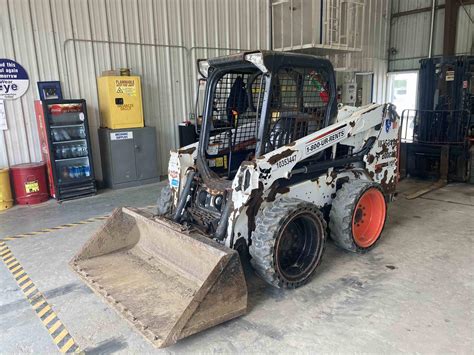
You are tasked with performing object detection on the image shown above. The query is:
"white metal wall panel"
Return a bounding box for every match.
[0,0,270,176]
[389,2,472,71]
[456,5,473,55]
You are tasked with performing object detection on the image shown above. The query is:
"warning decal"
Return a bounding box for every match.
[25,181,39,193]
[115,79,137,96]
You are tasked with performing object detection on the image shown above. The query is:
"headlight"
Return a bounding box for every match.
[197,60,210,78]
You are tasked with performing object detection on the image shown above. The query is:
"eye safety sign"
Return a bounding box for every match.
[0,59,30,100]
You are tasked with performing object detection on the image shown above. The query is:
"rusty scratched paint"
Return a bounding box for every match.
[266,181,290,202]
[178,146,196,155]
[245,182,264,239]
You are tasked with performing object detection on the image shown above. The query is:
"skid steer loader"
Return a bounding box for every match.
[71,51,400,348]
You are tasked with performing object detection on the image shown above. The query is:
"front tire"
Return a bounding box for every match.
[329,180,387,253]
[249,197,326,289]
[156,185,173,216]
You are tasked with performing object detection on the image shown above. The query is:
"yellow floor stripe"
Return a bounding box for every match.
[0,205,153,242]
[37,304,51,318]
[43,312,56,326]
[54,329,68,344]
[13,269,25,278]
[7,259,19,267]
[60,338,75,353]
[49,320,62,334]
[20,280,33,290]
[10,264,22,273]
[24,286,37,297]
[17,274,29,284]
[0,244,81,353]
[33,299,46,309]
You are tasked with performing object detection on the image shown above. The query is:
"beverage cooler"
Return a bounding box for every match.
[35,99,97,200]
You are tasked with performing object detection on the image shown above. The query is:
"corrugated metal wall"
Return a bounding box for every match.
[389,0,473,71]
[0,0,270,177]
[329,0,391,103]
[456,4,474,55]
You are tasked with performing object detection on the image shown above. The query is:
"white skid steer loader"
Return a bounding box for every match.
[71,51,400,348]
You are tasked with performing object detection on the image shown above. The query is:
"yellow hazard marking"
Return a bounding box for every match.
[60,338,75,353]
[0,204,155,242]
[54,329,69,344]
[49,320,62,334]
[10,264,22,273]
[43,312,56,326]
[18,274,29,283]
[37,304,51,317]
[14,269,25,278]
[33,299,46,309]
[20,280,33,290]
[24,286,37,296]
[7,259,19,267]
[0,244,81,352]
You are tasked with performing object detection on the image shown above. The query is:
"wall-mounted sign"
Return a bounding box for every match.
[0,59,29,100]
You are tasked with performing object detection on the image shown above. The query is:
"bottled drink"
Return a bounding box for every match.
[73,166,80,178]
[71,145,77,157]
[61,146,68,159]
[55,146,62,159]
[83,165,91,177]
[52,130,61,142]
[68,166,75,179]
[78,126,86,139]
[61,129,71,140]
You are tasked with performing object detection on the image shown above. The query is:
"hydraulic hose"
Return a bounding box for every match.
[173,170,196,222]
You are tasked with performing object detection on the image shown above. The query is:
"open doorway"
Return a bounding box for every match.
[387,71,418,114]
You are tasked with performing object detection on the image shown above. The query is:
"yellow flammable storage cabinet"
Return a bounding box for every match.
[97,75,144,129]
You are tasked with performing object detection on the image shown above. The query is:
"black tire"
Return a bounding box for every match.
[249,197,326,289]
[156,184,173,216]
[329,180,387,253]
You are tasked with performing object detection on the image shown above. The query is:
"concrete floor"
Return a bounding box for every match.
[0,180,473,353]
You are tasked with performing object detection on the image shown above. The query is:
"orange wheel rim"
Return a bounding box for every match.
[351,188,386,248]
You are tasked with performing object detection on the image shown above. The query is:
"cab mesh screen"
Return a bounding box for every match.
[264,67,329,153]
[207,71,265,156]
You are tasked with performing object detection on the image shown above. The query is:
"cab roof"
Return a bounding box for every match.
[207,50,334,74]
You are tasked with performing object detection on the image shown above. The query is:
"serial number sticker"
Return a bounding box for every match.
[275,154,297,168]
[25,181,39,193]
[305,125,347,155]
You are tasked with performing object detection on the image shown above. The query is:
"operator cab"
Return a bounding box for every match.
[195,51,338,181]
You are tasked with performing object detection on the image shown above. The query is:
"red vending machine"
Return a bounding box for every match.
[35,99,97,200]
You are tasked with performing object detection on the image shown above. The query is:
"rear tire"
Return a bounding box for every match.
[249,197,326,289]
[156,185,173,216]
[329,180,387,253]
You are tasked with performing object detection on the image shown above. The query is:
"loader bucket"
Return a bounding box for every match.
[70,207,247,348]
